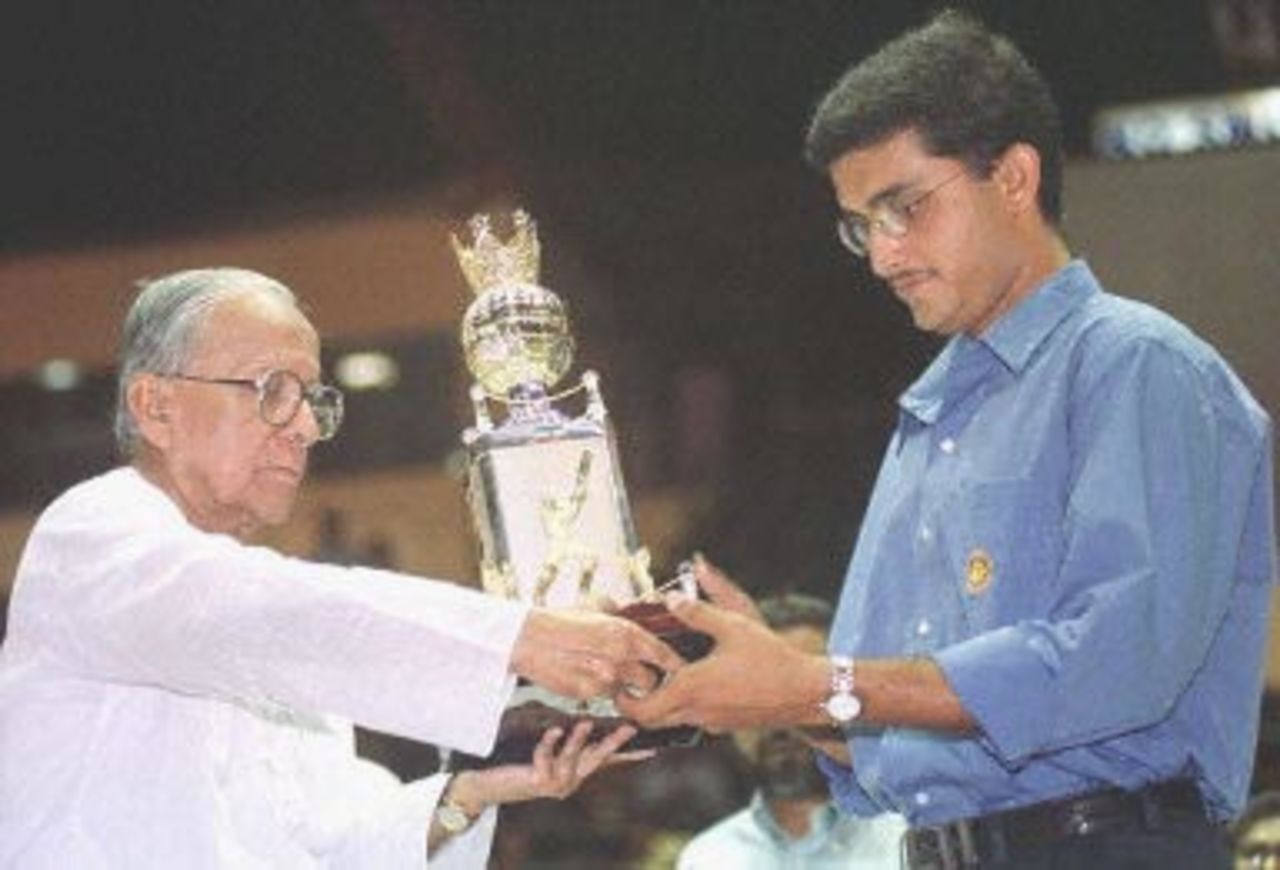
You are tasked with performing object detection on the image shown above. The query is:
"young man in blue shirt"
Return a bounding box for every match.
[620,10,1276,868]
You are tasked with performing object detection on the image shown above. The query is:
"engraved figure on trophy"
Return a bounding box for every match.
[534,449,598,605]
[447,210,710,767]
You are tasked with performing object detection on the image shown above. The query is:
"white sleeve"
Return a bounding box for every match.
[15,470,527,755]
[317,763,497,870]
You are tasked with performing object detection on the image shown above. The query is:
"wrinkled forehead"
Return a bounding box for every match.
[189,290,320,375]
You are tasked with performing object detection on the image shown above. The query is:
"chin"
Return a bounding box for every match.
[250,491,300,529]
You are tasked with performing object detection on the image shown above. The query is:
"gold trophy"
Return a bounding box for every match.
[448,210,709,766]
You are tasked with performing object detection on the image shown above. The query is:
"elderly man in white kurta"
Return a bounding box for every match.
[0,267,679,868]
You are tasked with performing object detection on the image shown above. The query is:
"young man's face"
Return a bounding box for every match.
[828,129,1028,337]
[142,292,323,539]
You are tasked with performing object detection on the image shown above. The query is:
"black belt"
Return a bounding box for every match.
[903,778,1211,869]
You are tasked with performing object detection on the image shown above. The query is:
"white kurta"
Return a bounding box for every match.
[0,467,529,868]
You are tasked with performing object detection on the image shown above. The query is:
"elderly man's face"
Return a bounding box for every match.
[147,292,322,539]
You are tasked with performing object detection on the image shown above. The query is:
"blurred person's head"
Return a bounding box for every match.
[1234,791,1280,869]
[116,268,343,540]
[734,593,834,803]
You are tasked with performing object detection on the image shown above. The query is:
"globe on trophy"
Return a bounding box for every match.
[447,210,711,767]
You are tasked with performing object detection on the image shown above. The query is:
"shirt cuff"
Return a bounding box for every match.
[933,625,1060,765]
[816,747,882,816]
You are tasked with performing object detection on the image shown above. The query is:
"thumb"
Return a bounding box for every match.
[693,553,763,623]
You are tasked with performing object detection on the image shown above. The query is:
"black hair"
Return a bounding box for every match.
[804,9,1063,224]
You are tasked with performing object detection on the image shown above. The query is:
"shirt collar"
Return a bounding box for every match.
[899,259,1098,425]
[748,790,839,847]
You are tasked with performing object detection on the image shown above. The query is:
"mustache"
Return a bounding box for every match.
[883,267,935,287]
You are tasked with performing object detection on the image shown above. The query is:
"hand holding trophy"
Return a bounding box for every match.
[447,210,712,768]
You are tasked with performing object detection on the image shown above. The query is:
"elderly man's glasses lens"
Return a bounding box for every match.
[836,169,968,258]
[166,369,344,440]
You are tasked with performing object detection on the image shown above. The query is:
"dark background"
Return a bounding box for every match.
[0,1,1234,250]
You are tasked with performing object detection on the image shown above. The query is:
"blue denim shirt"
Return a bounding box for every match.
[823,260,1275,825]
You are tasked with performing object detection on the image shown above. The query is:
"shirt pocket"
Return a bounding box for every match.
[939,478,1061,631]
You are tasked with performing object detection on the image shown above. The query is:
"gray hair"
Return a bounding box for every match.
[114,267,298,458]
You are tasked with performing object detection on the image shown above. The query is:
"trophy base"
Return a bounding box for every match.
[445,700,703,771]
[447,599,713,770]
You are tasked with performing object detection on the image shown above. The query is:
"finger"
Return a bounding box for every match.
[560,649,633,700]
[692,553,763,622]
[592,723,638,756]
[604,748,657,766]
[614,678,690,728]
[622,622,685,675]
[531,726,565,777]
[548,721,596,790]
[576,654,620,697]
[558,720,595,762]
[577,724,638,774]
[661,595,736,638]
[616,661,661,698]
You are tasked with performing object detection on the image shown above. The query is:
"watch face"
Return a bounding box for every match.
[826,692,862,723]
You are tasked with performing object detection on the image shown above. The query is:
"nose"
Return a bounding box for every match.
[284,399,322,448]
[865,230,905,278]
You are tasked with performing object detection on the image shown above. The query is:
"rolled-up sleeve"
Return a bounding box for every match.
[816,745,886,816]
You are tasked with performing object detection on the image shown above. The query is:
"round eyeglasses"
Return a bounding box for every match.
[166,369,344,441]
[836,169,968,258]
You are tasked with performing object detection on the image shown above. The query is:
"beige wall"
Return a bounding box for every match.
[1063,147,1280,433]
[0,192,518,379]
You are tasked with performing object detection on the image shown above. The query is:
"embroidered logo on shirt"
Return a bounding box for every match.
[965,549,994,596]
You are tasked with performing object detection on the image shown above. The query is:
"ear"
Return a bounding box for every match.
[991,142,1042,217]
[127,374,176,452]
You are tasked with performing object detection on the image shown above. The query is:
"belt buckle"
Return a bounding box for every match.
[907,820,981,869]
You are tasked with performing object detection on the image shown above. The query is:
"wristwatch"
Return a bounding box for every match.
[821,655,862,725]
[434,795,476,835]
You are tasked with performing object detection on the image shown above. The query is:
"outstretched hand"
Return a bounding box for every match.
[614,594,829,733]
[511,608,685,701]
[448,721,648,810]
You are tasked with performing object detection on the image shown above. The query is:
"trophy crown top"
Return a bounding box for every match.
[451,210,541,294]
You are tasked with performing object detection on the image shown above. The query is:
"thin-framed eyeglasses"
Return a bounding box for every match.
[836,168,969,258]
[165,369,344,441]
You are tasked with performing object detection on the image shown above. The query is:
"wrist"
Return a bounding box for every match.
[443,772,488,820]
[795,653,837,725]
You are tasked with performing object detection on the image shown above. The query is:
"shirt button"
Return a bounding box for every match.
[916,619,932,637]
[919,525,933,543]
[914,791,931,807]
[939,438,957,454]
